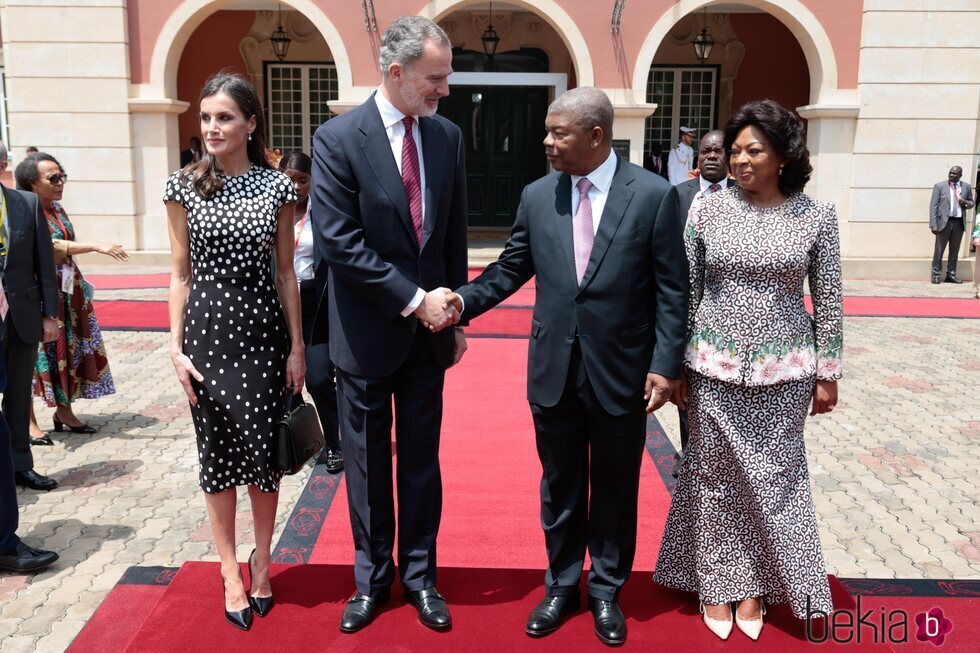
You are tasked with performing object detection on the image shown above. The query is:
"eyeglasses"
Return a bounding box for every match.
[46,173,67,184]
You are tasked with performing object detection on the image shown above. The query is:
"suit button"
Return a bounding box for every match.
[567,331,575,341]
[575,297,583,304]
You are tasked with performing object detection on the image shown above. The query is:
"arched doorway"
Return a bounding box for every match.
[175,6,339,157]
[640,6,811,169]
[434,2,579,228]
[131,0,352,249]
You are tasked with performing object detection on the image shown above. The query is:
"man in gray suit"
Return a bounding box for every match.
[930,166,974,284]
[444,88,687,645]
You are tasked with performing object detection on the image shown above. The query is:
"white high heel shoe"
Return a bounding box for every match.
[700,601,734,640]
[735,600,766,640]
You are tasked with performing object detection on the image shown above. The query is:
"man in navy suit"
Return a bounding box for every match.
[664,129,734,477]
[0,339,58,572]
[310,16,467,633]
[1,144,60,492]
[445,88,688,645]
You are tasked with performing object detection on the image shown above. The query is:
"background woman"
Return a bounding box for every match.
[13,154,125,445]
[164,73,304,631]
[278,151,342,472]
[653,99,843,640]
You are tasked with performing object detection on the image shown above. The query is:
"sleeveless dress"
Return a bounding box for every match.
[33,203,115,406]
[164,166,297,493]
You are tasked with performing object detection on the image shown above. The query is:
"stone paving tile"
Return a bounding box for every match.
[0,279,978,650]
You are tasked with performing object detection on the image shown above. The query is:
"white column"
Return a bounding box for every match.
[1,0,138,247]
[797,104,858,257]
[129,99,190,251]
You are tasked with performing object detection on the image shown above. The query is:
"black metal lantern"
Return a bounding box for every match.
[270,3,292,62]
[480,1,500,67]
[691,9,714,64]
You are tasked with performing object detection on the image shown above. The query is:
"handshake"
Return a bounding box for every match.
[414,288,464,332]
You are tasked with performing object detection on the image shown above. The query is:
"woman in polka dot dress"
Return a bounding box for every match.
[164,73,305,631]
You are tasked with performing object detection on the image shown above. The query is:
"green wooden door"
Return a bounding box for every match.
[439,85,548,227]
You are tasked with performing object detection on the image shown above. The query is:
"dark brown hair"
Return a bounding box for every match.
[724,99,812,195]
[181,72,271,199]
[278,151,312,175]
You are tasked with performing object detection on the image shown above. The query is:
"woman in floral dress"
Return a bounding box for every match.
[12,153,126,442]
[653,100,843,640]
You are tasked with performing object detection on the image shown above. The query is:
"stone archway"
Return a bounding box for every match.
[131,0,353,250]
[632,0,840,106]
[418,0,594,87]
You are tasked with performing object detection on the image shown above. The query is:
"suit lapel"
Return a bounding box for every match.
[357,98,417,248]
[419,116,446,251]
[553,173,577,286]
[579,158,634,290]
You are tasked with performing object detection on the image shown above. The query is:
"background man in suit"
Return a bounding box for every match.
[178,136,202,168]
[664,129,734,477]
[445,88,687,646]
[310,16,467,634]
[930,166,974,284]
[0,142,60,492]
[0,340,58,572]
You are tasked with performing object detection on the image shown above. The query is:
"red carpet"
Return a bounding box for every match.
[115,563,883,653]
[87,273,170,289]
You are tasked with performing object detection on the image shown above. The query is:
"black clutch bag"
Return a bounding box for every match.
[272,397,325,475]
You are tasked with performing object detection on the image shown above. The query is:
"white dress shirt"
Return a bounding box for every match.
[570,150,618,235]
[949,181,962,218]
[373,90,429,317]
[293,205,315,282]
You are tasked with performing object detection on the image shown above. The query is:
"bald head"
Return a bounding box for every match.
[697,130,727,183]
[949,166,963,183]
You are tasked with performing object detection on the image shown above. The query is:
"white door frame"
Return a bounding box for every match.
[448,72,567,97]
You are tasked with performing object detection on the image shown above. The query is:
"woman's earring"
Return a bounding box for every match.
[248,133,253,142]
[779,166,784,176]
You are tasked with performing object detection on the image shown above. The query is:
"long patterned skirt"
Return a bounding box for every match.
[33,265,115,406]
[653,371,831,619]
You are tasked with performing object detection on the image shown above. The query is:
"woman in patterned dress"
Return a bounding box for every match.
[12,153,126,444]
[653,100,843,640]
[164,73,305,631]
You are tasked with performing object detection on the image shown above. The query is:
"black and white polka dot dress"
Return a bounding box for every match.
[164,165,297,494]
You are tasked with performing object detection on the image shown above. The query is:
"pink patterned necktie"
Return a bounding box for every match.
[708,183,722,194]
[401,116,423,246]
[573,177,595,284]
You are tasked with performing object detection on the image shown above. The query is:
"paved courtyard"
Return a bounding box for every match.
[1,265,979,651]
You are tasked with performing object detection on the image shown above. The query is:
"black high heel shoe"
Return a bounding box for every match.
[222,568,253,631]
[52,417,97,434]
[248,548,275,617]
[30,435,54,446]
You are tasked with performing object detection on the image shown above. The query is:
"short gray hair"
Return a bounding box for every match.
[0,141,7,164]
[379,16,450,77]
[548,88,614,140]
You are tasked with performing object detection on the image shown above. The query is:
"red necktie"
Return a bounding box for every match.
[401,116,423,246]
[708,183,722,194]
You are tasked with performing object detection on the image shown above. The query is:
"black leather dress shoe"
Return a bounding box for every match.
[406,587,451,630]
[0,542,59,572]
[30,436,54,446]
[526,594,580,636]
[14,469,58,491]
[931,277,942,284]
[945,274,964,284]
[589,597,627,646]
[324,448,344,473]
[340,590,390,633]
